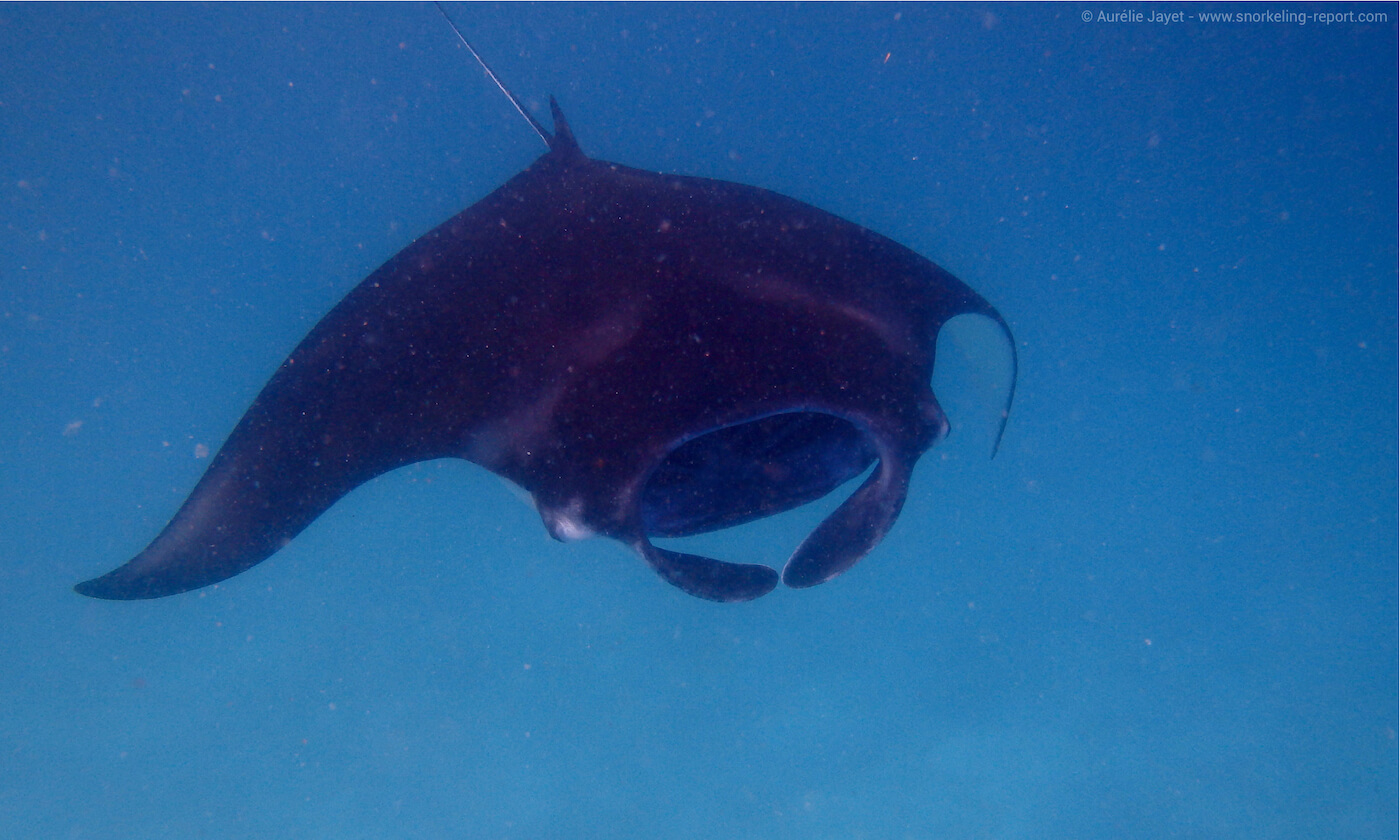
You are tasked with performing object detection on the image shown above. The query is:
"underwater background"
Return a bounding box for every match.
[1,3,1395,837]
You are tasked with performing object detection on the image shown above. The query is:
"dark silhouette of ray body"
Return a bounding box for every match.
[76,17,1015,604]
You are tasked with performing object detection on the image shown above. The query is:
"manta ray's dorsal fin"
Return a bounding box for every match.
[545,96,585,160]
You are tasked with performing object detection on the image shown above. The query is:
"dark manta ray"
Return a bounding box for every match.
[76,17,1015,604]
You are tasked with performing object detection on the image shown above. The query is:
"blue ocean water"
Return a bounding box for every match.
[1,2,1395,837]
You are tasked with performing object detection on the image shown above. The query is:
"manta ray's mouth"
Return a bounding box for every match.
[639,411,877,539]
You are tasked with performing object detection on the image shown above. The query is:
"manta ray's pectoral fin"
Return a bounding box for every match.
[633,539,778,603]
[73,440,406,601]
[73,349,447,600]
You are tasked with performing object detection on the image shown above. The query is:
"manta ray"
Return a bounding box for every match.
[76,9,1015,603]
